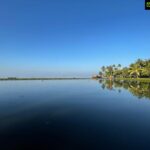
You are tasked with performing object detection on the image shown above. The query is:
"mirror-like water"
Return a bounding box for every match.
[0,80,150,150]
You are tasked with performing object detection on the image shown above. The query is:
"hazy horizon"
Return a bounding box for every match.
[0,0,150,77]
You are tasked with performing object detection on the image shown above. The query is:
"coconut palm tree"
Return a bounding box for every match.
[106,66,114,80]
[99,71,103,77]
[112,64,116,68]
[101,66,105,73]
[97,59,150,79]
[141,67,150,77]
[118,64,121,70]
[128,64,141,78]
[121,67,129,78]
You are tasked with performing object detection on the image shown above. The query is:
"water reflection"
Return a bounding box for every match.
[99,79,150,100]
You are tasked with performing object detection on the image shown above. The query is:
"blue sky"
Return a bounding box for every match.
[0,0,150,77]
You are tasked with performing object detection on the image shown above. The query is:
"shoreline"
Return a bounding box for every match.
[1,77,150,82]
[92,77,150,82]
[0,77,91,81]
[114,78,150,82]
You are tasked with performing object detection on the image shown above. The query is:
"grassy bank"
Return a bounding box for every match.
[115,78,150,83]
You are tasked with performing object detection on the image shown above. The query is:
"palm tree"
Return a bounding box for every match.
[106,66,114,80]
[99,71,103,77]
[136,59,146,68]
[122,67,129,78]
[118,64,121,70]
[128,64,141,78]
[141,67,150,77]
[137,59,150,78]
[112,64,116,68]
[144,60,150,76]
[97,59,150,79]
[101,66,105,73]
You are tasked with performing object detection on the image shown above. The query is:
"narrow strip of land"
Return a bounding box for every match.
[0,77,90,81]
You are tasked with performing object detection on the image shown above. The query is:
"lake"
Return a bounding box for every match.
[1,79,150,150]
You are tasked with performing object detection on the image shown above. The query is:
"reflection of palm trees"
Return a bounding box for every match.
[118,89,122,93]
[99,80,103,84]
[108,80,113,90]
[101,84,105,90]
[99,79,150,100]
[100,80,114,90]
[128,83,144,99]
[123,81,150,99]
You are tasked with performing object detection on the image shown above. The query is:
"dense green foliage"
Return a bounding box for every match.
[99,59,150,79]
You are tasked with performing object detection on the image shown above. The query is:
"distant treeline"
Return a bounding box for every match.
[0,77,90,81]
[98,59,150,79]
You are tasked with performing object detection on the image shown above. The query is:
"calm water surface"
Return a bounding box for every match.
[1,79,150,150]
